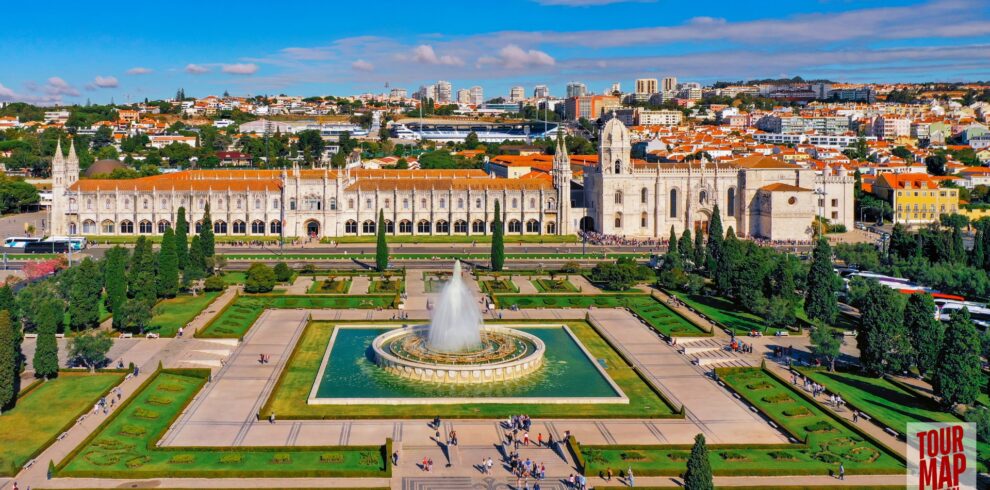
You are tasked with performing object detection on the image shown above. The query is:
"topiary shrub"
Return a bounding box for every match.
[168,454,195,464]
[272,453,291,464]
[782,407,814,417]
[320,453,344,464]
[219,454,242,464]
[761,393,793,404]
[203,275,226,292]
[805,421,838,433]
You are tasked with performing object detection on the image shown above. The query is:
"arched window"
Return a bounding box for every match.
[508,219,521,233]
[641,187,648,204]
[252,220,265,234]
[362,220,376,234]
[195,221,202,233]
[255,198,262,210]
[138,220,152,234]
[402,198,409,209]
[364,199,371,208]
[273,198,280,209]
[641,212,648,228]
[69,222,77,234]
[670,189,678,218]
[124,198,131,209]
[120,220,134,234]
[399,220,412,233]
[525,219,540,233]
[214,220,227,234]
[329,197,337,210]
[614,160,622,174]
[458,198,465,209]
[348,199,355,209]
[142,199,148,210]
[614,213,623,228]
[699,190,707,205]
[439,198,446,209]
[217,198,224,208]
[545,221,557,234]
[727,187,736,213]
[161,198,168,208]
[547,198,556,210]
[472,220,485,233]
[270,220,282,234]
[101,220,115,234]
[105,199,112,210]
[384,198,391,209]
[233,220,246,234]
[421,198,427,208]
[614,190,623,205]
[345,220,358,234]
[529,198,536,209]
[199,198,205,209]
[417,220,431,234]
[83,219,96,234]
[454,220,468,233]
[86,199,93,210]
[512,198,518,209]
[475,198,482,209]
[290,198,297,210]
[383,220,394,233]
[236,199,242,210]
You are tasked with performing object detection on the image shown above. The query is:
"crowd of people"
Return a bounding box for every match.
[577,230,662,248]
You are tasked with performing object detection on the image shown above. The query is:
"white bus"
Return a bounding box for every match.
[938,301,990,329]
[3,236,42,249]
[44,236,87,251]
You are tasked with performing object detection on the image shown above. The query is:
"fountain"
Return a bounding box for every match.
[371,261,545,384]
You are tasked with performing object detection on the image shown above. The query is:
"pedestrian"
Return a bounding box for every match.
[853,410,859,423]
[606,467,613,481]
[487,457,493,474]
[838,462,844,480]
[537,432,543,447]
[269,412,275,424]
[422,456,428,472]
[523,432,530,445]
[627,467,634,487]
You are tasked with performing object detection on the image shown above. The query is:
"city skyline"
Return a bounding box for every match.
[1,0,989,105]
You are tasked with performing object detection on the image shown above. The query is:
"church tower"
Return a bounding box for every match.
[552,129,572,234]
[599,114,632,176]
[50,138,80,236]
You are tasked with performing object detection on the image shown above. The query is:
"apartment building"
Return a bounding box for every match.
[635,78,658,94]
[563,95,620,120]
[873,172,958,226]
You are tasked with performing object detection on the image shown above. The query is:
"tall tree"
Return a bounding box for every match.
[810,322,841,372]
[0,284,15,318]
[668,226,678,255]
[932,308,983,408]
[68,332,112,371]
[186,235,205,281]
[0,311,17,412]
[200,203,215,259]
[678,229,693,264]
[175,206,189,270]
[715,227,739,295]
[856,282,910,375]
[127,237,157,304]
[68,258,102,331]
[950,224,966,264]
[375,209,389,272]
[491,200,505,271]
[32,296,61,379]
[904,293,943,376]
[157,227,179,298]
[103,246,128,318]
[705,204,724,274]
[693,229,705,269]
[971,227,986,269]
[683,433,713,490]
[804,238,839,324]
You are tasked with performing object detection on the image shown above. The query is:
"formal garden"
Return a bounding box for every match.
[580,367,904,477]
[196,295,398,338]
[0,371,125,476]
[307,277,353,294]
[260,320,678,419]
[55,369,390,478]
[478,277,519,295]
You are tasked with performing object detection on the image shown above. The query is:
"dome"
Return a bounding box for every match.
[601,116,630,147]
[84,159,125,177]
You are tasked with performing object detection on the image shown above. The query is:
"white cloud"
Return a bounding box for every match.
[126,67,153,75]
[93,75,118,88]
[222,63,258,75]
[43,77,79,97]
[185,63,209,74]
[351,59,374,72]
[409,45,464,66]
[481,45,555,69]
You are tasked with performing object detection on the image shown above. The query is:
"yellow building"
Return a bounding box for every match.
[872,172,958,226]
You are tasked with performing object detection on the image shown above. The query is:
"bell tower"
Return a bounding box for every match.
[599,114,631,176]
[552,129,572,234]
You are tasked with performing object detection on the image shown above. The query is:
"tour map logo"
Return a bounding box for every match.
[907,423,976,490]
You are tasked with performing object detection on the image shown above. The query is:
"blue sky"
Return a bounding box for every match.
[1,0,988,105]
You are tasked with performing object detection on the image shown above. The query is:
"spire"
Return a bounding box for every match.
[554,127,568,162]
[67,139,78,163]
[53,138,64,165]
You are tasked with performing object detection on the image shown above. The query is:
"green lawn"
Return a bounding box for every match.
[496,294,709,337]
[221,252,648,261]
[478,278,519,294]
[261,320,677,419]
[0,371,125,475]
[56,369,388,478]
[146,292,222,337]
[532,278,579,293]
[222,272,247,285]
[307,278,352,294]
[582,368,904,477]
[667,291,771,334]
[196,295,398,338]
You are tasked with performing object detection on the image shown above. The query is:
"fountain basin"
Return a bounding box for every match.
[371,325,545,384]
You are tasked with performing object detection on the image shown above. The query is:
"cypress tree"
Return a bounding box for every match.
[804,238,838,324]
[951,224,965,264]
[200,203,215,258]
[375,209,388,272]
[104,246,128,318]
[972,228,985,269]
[157,227,179,298]
[932,308,983,408]
[68,258,102,331]
[128,238,157,304]
[904,293,942,376]
[0,311,17,412]
[668,225,678,255]
[683,433,713,490]
[715,227,738,295]
[693,228,705,269]
[0,284,14,317]
[705,204,724,274]
[33,296,61,379]
[856,282,911,375]
[187,235,205,281]
[982,225,990,271]
[678,229,693,263]
[175,206,189,270]
[491,200,505,271]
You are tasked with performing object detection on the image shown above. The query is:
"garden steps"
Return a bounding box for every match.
[691,349,753,368]
[678,337,725,355]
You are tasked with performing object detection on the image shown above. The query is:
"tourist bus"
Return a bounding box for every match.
[937,300,990,329]
[44,236,87,251]
[2,236,42,249]
[24,240,70,254]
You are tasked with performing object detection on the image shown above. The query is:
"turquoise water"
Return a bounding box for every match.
[314,326,622,399]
